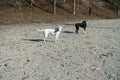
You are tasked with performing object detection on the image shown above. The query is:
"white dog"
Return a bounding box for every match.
[37,26,62,43]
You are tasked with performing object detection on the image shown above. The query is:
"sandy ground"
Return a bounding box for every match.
[0,19,120,80]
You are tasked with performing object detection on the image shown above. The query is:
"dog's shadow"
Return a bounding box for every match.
[23,39,44,42]
[64,23,75,26]
[23,39,55,42]
[62,31,74,34]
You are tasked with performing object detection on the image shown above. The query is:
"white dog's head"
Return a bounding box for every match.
[55,26,62,32]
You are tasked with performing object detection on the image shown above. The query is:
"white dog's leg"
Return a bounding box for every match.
[55,38,59,43]
[44,33,48,42]
[55,33,60,43]
[44,38,46,42]
[55,37,58,43]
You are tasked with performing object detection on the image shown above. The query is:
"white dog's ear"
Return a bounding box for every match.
[55,27,59,32]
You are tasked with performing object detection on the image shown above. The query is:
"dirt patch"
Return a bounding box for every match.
[0,19,120,80]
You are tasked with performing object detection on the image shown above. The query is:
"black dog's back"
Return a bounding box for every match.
[75,21,87,33]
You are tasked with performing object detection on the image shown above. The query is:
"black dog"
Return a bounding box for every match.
[75,21,87,33]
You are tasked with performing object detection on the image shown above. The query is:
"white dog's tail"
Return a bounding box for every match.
[36,28,44,32]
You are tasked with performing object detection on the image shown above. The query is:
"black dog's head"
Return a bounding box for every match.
[82,21,86,23]
[81,21,87,31]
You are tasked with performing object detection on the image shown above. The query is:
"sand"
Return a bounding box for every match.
[0,19,120,80]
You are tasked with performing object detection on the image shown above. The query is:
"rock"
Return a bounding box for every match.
[4,63,8,67]
[26,59,30,62]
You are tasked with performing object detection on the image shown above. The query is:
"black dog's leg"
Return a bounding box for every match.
[82,21,87,31]
[76,29,79,33]
[75,25,79,33]
[83,27,86,31]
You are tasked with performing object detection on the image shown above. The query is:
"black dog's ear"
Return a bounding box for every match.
[83,21,87,26]
[82,21,86,23]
